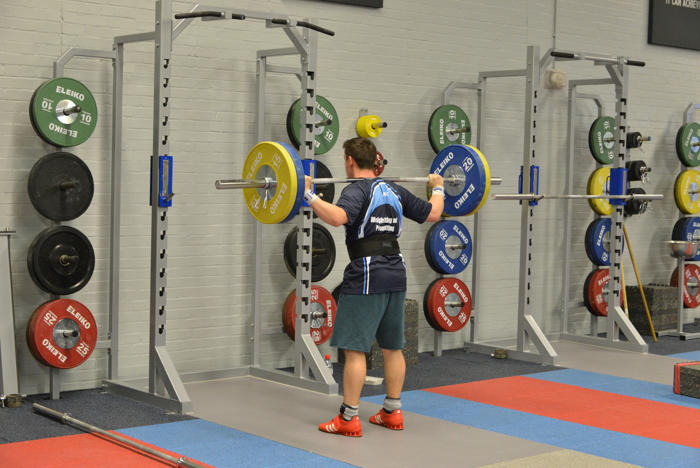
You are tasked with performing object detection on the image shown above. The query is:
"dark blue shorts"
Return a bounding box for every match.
[330,291,406,352]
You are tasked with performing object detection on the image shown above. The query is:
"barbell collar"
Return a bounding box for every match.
[493,193,664,201]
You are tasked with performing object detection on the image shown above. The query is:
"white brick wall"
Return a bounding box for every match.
[2,0,699,394]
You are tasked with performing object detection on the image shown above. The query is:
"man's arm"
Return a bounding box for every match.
[304,176,349,227]
[425,173,444,222]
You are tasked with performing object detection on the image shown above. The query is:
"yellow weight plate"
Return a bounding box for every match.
[674,169,700,214]
[242,141,301,224]
[467,145,491,216]
[587,167,612,215]
[356,115,383,138]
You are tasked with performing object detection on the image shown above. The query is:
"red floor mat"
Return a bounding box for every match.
[0,431,212,467]
[425,376,700,449]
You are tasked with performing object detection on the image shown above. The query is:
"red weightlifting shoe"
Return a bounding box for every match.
[369,409,403,430]
[318,414,362,437]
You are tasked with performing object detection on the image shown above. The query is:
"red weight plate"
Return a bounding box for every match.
[584,269,623,317]
[26,299,97,369]
[426,278,472,332]
[282,291,296,340]
[423,278,442,330]
[281,286,336,345]
[373,151,386,177]
[670,264,700,309]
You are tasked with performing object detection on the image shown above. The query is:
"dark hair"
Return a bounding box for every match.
[343,137,376,170]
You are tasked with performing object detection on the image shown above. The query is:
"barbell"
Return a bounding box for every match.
[215,141,665,223]
[215,142,499,223]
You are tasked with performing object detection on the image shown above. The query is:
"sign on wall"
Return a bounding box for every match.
[322,0,383,7]
[648,0,700,51]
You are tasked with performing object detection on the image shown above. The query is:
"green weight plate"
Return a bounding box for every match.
[675,122,700,167]
[286,95,339,155]
[29,77,98,147]
[588,116,616,164]
[428,105,471,153]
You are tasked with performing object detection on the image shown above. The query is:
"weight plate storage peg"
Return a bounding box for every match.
[428,105,471,153]
[672,217,700,261]
[241,141,304,224]
[282,285,336,345]
[587,167,612,215]
[674,170,700,214]
[429,144,491,216]
[584,218,625,266]
[29,77,98,147]
[670,264,700,309]
[283,223,336,282]
[26,298,97,369]
[424,220,472,274]
[27,226,95,295]
[286,95,340,155]
[424,278,472,332]
[588,116,616,164]
[675,122,700,167]
[28,152,94,221]
[583,268,623,317]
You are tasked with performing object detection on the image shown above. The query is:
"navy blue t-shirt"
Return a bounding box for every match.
[336,178,432,294]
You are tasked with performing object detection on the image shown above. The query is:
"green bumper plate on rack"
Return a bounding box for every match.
[29,77,98,147]
[286,95,339,155]
[675,122,700,167]
[588,116,616,164]
[428,105,471,153]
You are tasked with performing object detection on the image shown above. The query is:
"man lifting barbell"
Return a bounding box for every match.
[305,137,444,437]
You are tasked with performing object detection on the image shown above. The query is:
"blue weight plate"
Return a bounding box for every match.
[278,142,306,223]
[426,220,472,274]
[424,223,442,273]
[584,218,625,266]
[430,145,487,216]
[672,217,700,261]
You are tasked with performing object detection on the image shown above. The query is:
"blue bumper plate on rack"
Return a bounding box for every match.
[672,217,700,261]
[278,142,305,223]
[584,218,624,266]
[425,220,472,274]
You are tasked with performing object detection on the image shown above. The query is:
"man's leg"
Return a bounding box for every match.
[382,348,405,398]
[342,349,367,406]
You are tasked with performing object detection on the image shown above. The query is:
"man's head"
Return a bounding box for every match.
[343,137,376,170]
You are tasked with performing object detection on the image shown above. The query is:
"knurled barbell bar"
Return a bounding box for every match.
[493,193,663,201]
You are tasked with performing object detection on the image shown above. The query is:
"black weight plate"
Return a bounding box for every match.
[583,270,594,314]
[283,223,336,282]
[332,283,342,303]
[28,152,94,221]
[624,187,647,216]
[27,226,95,295]
[303,159,335,208]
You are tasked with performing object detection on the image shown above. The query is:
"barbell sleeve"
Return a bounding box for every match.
[493,193,664,201]
[32,404,206,468]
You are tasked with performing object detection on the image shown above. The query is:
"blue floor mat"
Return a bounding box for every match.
[118,419,356,468]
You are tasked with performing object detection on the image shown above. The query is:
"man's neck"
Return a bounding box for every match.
[351,168,377,179]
